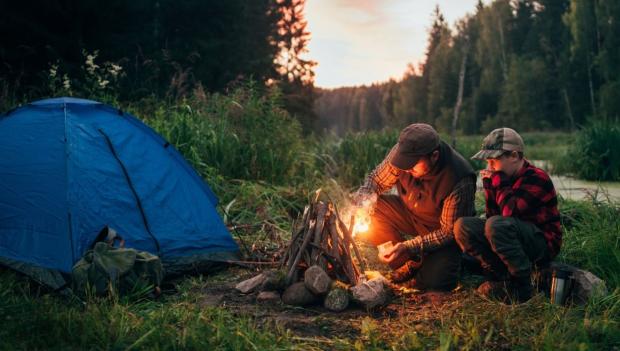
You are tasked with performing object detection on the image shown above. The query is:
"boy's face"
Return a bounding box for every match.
[486,151,521,174]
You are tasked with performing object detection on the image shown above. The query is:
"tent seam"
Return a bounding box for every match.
[63,102,76,266]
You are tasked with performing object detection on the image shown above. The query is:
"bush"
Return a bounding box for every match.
[450,135,486,170]
[558,198,620,287]
[557,120,620,181]
[144,84,305,185]
[330,129,399,187]
[330,130,489,188]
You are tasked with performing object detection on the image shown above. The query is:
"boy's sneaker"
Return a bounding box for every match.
[476,278,533,304]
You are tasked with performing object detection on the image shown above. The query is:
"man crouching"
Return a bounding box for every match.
[454,128,562,303]
[354,123,476,291]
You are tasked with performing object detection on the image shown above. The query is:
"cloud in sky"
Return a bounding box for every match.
[305,0,484,88]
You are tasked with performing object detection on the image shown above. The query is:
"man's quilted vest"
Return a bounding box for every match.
[396,141,476,235]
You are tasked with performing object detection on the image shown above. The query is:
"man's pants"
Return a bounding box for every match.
[358,194,461,291]
[453,216,548,280]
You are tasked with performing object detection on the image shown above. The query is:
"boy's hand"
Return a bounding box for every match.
[479,169,494,180]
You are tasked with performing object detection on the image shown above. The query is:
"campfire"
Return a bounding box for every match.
[349,202,372,238]
[280,192,367,286]
[235,191,389,311]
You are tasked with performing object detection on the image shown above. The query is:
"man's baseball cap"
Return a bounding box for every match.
[471,127,524,160]
[390,123,440,170]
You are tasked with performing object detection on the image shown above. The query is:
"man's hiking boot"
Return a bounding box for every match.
[387,260,420,284]
[476,278,533,304]
[401,278,423,290]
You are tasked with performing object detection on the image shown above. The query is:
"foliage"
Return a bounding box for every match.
[0,271,307,350]
[329,129,399,187]
[317,0,620,136]
[324,128,572,187]
[276,0,317,134]
[557,120,620,181]
[0,1,281,98]
[145,84,305,185]
[47,50,124,105]
[0,84,618,349]
[0,0,317,130]
[558,198,620,286]
[1,195,618,350]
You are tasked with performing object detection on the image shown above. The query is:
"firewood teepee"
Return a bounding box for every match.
[280,191,366,286]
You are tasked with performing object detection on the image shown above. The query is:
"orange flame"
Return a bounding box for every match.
[350,204,372,238]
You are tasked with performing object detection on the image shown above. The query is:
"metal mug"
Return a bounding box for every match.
[550,268,572,305]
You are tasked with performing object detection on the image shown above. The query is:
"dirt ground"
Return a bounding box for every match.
[187,242,487,342]
[192,266,475,340]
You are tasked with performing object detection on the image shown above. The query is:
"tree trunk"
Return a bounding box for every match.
[452,40,469,148]
[498,17,508,80]
[562,87,575,131]
[586,54,597,118]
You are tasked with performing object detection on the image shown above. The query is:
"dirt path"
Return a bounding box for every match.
[548,175,620,202]
[477,175,620,202]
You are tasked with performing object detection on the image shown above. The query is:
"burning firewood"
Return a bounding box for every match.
[235,191,388,310]
[280,192,366,286]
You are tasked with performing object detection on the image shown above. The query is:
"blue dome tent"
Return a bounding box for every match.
[0,97,239,288]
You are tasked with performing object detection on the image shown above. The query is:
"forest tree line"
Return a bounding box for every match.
[0,0,317,132]
[316,0,620,135]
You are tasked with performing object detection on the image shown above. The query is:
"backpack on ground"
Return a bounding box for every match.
[71,227,164,296]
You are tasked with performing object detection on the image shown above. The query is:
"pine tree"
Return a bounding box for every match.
[565,0,600,118]
[420,5,450,123]
[275,0,317,134]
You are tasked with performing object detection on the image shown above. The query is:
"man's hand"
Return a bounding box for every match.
[351,191,378,212]
[379,242,408,264]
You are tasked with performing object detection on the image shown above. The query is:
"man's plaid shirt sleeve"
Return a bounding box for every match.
[357,145,402,195]
[403,176,476,253]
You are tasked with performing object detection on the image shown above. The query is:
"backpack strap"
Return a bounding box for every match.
[93,226,126,249]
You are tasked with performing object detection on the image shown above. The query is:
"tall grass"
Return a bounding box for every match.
[1,83,618,350]
[329,129,398,187]
[327,129,572,188]
[0,270,312,350]
[451,132,572,172]
[145,85,305,186]
[558,199,620,287]
[556,120,620,181]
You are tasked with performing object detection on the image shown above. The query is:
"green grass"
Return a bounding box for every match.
[1,192,618,350]
[323,129,573,188]
[556,199,620,287]
[142,85,305,185]
[449,132,572,173]
[342,290,620,350]
[1,87,619,350]
[555,120,620,181]
[0,271,312,351]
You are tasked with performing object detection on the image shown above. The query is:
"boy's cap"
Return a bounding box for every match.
[390,123,440,170]
[472,127,524,160]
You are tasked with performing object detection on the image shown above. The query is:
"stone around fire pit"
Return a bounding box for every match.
[351,277,388,309]
[282,282,317,306]
[323,285,350,312]
[257,291,281,304]
[235,273,267,294]
[304,265,332,295]
[260,269,287,292]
